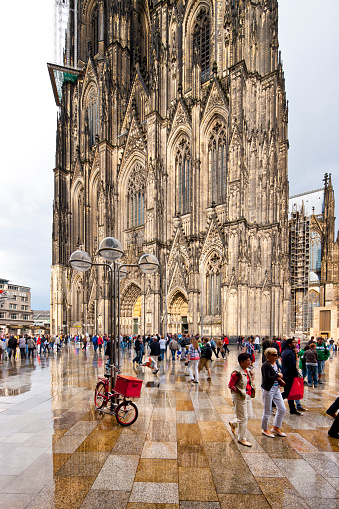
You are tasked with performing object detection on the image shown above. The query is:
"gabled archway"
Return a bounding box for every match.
[168,290,188,334]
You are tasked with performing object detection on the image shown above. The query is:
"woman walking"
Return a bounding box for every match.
[281,338,301,415]
[261,347,286,437]
[186,338,201,384]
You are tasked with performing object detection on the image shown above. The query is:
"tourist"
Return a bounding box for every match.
[223,335,230,354]
[281,338,301,415]
[261,337,271,362]
[169,336,179,361]
[304,343,318,387]
[186,337,201,384]
[228,353,254,447]
[327,398,339,439]
[8,335,18,359]
[210,337,218,359]
[254,335,261,352]
[133,336,143,365]
[298,344,309,381]
[27,336,35,359]
[18,336,26,359]
[316,337,330,383]
[159,336,166,361]
[261,347,286,438]
[216,338,223,358]
[149,336,160,373]
[198,337,212,380]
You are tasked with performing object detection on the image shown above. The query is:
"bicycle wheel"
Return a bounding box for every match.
[115,401,138,426]
[95,382,107,409]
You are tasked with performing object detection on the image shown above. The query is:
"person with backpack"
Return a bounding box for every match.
[8,335,18,359]
[198,337,212,380]
[169,337,179,361]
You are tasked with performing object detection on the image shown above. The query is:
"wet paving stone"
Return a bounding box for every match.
[0,344,339,506]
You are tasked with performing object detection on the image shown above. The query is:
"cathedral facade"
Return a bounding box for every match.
[50,0,291,339]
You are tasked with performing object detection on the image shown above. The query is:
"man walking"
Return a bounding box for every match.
[316,337,330,383]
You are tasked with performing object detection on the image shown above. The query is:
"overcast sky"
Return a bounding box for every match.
[0,0,338,310]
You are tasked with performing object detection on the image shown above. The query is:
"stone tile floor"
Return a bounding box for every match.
[0,345,339,508]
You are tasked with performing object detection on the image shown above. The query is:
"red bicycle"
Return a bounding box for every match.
[94,367,142,426]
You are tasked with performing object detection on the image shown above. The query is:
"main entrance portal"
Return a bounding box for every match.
[168,291,188,335]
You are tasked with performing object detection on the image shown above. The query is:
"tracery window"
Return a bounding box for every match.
[127,164,146,228]
[193,9,210,82]
[176,138,191,215]
[91,6,99,56]
[206,253,222,316]
[86,88,98,146]
[310,231,321,274]
[208,123,227,205]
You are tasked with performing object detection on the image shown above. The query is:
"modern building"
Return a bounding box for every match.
[50,0,291,339]
[289,174,339,338]
[0,278,34,335]
[32,310,51,335]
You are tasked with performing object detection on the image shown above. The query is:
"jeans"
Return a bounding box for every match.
[171,350,176,360]
[318,360,325,375]
[307,365,318,386]
[261,386,286,430]
[160,349,165,361]
[231,393,253,441]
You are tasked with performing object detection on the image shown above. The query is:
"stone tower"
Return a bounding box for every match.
[50,0,290,339]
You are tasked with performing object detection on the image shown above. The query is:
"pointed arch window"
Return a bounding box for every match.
[127,163,146,228]
[206,253,222,316]
[176,138,191,215]
[193,9,210,82]
[209,124,227,205]
[91,5,99,56]
[86,88,98,146]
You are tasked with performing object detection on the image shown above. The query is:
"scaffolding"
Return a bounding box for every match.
[289,206,310,335]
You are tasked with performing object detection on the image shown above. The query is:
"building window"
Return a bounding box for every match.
[21,296,28,302]
[10,313,17,320]
[9,304,17,310]
[23,314,29,320]
[206,253,222,316]
[207,272,221,315]
[21,305,28,311]
[12,296,17,301]
[91,6,99,56]
[86,88,98,147]
[209,124,227,205]
[127,163,146,228]
[0,313,4,318]
[0,303,4,309]
[193,9,210,82]
[176,138,191,215]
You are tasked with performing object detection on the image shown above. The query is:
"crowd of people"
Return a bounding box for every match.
[228,335,337,447]
[1,330,337,443]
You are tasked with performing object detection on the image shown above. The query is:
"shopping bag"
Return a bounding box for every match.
[287,377,304,400]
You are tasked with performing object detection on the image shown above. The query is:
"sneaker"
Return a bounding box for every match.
[314,385,318,388]
[193,381,199,384]
[318,379,324,384]
[290,410,303,416]
[296,406,308,412]
[207,377,211,380]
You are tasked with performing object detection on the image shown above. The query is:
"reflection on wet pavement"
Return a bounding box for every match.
[0,345,339,508]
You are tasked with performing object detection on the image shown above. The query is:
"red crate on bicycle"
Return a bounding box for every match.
[114,375,143,398]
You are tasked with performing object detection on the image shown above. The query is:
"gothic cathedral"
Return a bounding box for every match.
[50,0,291,339]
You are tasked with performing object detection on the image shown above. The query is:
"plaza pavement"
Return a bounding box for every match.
[0,343,339,508]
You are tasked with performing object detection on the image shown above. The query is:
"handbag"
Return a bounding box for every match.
[158,355,162,361]
[250,385,256,399]
[287,376,304,400]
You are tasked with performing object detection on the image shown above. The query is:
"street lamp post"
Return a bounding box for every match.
[69,240,159,391]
